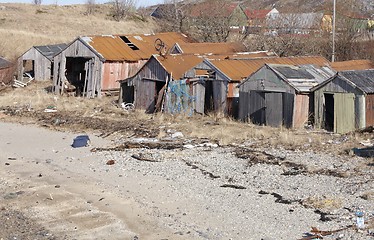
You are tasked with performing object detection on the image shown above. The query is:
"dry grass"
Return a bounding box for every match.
[0,3,157,59]
[0,81,370,154]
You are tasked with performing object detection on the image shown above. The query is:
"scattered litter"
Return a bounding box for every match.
[7,157,16,160]
[43,106,57,113]
[220,184,246,190]
[106,160,115,165]
[131,154,160,162]
[352,146,374,158]
[98,197,105,201]
[72,135,90,148]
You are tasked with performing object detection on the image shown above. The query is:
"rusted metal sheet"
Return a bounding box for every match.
[366,94,374,126]
[334,93,355,133]
[293,94,310,128]
[331,60,374,71]
[83,32,194,62]
[154,55,204,79]
[171,42,246,55]
[209,56,330,82]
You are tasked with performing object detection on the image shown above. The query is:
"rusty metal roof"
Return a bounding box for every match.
[171,42,246,55]
[331,60,374,71]
[80,32,194,62]
[205,51,278,60]
[154,54,204,79]
[207,56,330,81]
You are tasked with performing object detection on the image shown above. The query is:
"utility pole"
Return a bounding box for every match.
[332,0,336,62]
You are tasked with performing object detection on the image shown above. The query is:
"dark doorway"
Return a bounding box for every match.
[66,57,91,96]
[204,81,215,114]
[23,60,35,79]
[324,93,334,131]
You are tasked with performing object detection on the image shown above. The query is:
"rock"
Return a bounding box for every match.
[171,131,184,138]
[106,160,115,165]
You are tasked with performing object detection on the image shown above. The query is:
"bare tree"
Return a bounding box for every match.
[85,0,96,15]
[33,0,42,5]
[111,0,137,21]
[185,0,232,42]
[153,0,186,32]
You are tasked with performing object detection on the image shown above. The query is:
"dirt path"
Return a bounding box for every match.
[0,121,185,240]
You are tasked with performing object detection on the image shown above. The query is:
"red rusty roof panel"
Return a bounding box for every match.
[154,54,204,79]
[174,42,246,55]
[81,32,194,62]
[331,60,374,71]
[209,56,330,81]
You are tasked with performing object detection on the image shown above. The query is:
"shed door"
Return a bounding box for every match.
[193,82,205,114]
[239,91,250,121]
[366,94,374,127]
[265,92,283,127]
[249,91,265,125]
[334,93,355,134]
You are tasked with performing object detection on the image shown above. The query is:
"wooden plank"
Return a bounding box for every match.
[366,94,374,127]
[265,92,283,127]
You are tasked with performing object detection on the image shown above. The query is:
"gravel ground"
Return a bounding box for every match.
[1,121,373,240]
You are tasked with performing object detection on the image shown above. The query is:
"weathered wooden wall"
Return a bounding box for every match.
[366,94,374,127]
[53,39,102,97]
[18,48,51,81]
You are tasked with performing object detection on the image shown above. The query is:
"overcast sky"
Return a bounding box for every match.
[0,0,164,7]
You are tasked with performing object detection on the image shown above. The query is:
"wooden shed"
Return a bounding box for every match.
[119,54,226,114]
[203,56,330,118]
[53,32,194,97]
[0,57,13,85]
[239,63,334,128]
[17,44,67,81]
[313,69,374,134]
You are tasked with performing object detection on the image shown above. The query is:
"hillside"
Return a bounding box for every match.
[0,3,157,60]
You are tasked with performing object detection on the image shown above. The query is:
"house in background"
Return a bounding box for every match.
[0,57,13,85]
[267,13,324,35]
[243,8,279,34]
[238,63,335,128]
[119,54,219,114]
[52,32,194,98]
[313,69,374,134]
[203,56,330,118]
[17,43,67,81]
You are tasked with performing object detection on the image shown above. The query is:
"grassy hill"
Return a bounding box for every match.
[0,3,157,60]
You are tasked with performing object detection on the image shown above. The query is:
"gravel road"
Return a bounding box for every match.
[0,121,373,240]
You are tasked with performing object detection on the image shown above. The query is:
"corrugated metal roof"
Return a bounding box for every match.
[0,57,11,69]
[269,64,335,92]
[81,32,194,62]
[34,44,68,60]
[204,51,278,60]
[154,54,204,79]
[339,69,374,94]
[331,60,374,71]
[172,42,246,55]
[208,56,330,81]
